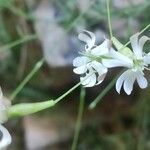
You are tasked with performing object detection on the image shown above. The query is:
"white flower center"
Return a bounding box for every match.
[132,58,144,71]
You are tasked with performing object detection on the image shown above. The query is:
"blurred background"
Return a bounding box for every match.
[0,0,150,149]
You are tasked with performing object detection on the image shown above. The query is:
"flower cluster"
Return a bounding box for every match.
[73,31,150,95]
[73,31,110,87]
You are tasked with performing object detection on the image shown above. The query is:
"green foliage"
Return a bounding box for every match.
[0,0,13,9]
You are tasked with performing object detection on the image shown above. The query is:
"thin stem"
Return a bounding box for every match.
[120,23,150,50]
[55,73,93,103]
[55,82,81,103]
[10,58,44,101]
[89,70,124,109]
[9,76,90,117]
[71,87,86,150]
[89,75,117,109]
[106,0,113,38]
[0,34,37,52]
[66,1,95,32]
[139,24,150,34]
[6,3,34,20]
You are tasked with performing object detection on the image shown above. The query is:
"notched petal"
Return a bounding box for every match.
[0,125,12,149]
[136,73,148,89]
[97,72,107,84]
[78,30,95,51]
[139,36,150,50]
[73,65,87,74]
[91,39,110,55]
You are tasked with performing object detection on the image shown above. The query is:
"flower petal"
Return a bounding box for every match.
[144,53,150,64]
[130,33,142,58]
[85,74,96,87]
[0,125,11,149]
[116,70,129,94]
[91,61,107,84]
[80,68,96,87]
[73,65,87,74]
[102,59,131,68]
[91,39,110,55]
[80,76,91,86]
[78,30,95,51]
[91,61,107,74]
[73,56,89,67]
[97,72,107,85]
[136,72,148,89]
[110,50,133,67]
[123,71,136,95]
[139,36,149,51]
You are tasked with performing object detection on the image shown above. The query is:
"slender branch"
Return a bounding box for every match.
[89,75,117,109]
[9,78,87,118]
[55,73,93,103]
[0,34,37,52]
[9,82,82,117]
[55,82,81,103]
[106,0,113,38]
[120,23,150,50]
[10,58,44,101]
[89,70,125,109]
[71,87,85,150]
[88,0,114,109]
[139,24,150,34]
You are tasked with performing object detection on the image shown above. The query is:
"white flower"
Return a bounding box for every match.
[103,33,150,95]
[73,30,110,87]
[0,124,11,150]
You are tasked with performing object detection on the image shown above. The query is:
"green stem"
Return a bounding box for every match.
[0,34,37,52]
[8,73,94,118]
[120,23,150,50]
[66,1,95,32]
[139,24,150,34]
[9,82,82,118]
[55,72,93,103]
[71,87,86,150]
[5,2,34,20]
[55,82,81,103]
[106,0,113,39]
[89,76,117,109]
[8,80,85,118]
[89,69,126,109]
[10,58,44,101]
